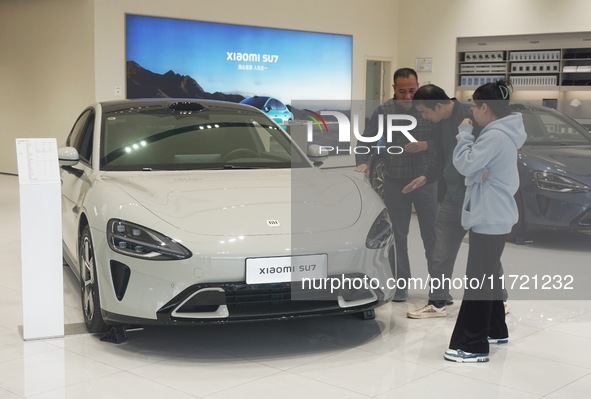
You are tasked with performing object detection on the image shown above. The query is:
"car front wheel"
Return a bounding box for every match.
[79,225,108,333]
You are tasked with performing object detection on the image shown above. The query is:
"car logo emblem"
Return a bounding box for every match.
[266,220,280,227]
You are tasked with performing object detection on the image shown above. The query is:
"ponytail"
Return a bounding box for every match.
[472,79,512,118]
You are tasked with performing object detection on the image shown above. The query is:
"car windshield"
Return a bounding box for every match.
[241,97,268,109]
[99,104,309,171]
[519,107,591,145]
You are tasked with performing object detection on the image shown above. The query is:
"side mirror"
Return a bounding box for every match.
[307,144,329,167]
[58,147,80,167]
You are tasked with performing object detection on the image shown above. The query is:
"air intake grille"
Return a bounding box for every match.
[224,283,338,316]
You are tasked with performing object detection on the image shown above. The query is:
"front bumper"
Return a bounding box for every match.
[102,274,388,326]
[524,190,591,232]
[93,228,395,324]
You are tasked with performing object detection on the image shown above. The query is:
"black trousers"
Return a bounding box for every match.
[449,230,509,354]
[383,179,438,283]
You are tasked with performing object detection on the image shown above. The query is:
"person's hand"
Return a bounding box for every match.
[402,175,426,194]
[461,118,473,126]
[404,140,428,153]
[482,170,489,183]
[354,163,370,177]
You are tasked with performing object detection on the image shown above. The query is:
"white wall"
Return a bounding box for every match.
[0,0,95,174]
[396,0,591,94]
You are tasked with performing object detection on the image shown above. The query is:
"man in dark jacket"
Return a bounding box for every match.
[406,84,474,318]
[355,68,437,302]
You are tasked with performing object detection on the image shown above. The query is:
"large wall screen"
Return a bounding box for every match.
[125,14,352,111]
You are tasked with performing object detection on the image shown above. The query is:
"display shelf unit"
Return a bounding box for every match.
[458,50,507,87]
[561,48,591,87]
[507,50,560,88]
[456,32,591,95]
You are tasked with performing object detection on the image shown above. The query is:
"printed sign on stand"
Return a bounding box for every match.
[16,138,64,340]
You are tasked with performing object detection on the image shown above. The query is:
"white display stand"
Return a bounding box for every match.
[16,138,64,340]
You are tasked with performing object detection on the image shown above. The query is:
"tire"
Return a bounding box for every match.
[79,225,108,333]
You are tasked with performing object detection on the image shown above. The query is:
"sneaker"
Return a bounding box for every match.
[407,304,447,319]
[444,349,489,363]
[488,337,509,345]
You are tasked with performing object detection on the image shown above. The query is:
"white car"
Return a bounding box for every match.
[59,99,395,335]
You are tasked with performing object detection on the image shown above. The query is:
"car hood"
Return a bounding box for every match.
[520,145,591,178]
[104,169,362,235]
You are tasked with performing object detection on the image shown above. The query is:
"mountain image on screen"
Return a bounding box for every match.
[126,61,245,102]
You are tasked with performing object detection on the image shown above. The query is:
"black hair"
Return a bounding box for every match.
[472,79,512,118]
[393,67,418,83]
[412,84,452,110]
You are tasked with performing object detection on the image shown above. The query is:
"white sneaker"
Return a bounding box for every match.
[444,349,489,363]
[407,304,447,319]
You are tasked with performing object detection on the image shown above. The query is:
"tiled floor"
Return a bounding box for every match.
[1,173,591,398]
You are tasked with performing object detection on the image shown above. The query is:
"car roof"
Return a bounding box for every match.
[98,98,260,114]
[240,96,271,108]
[510,103,558,113]
[510,102,586,122]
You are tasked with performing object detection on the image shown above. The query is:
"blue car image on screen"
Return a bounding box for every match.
[240,96,293,128]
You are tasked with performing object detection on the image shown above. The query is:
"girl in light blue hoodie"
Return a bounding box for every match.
[444,80,527,363]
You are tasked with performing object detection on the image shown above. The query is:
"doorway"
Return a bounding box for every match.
[365,59,391,122]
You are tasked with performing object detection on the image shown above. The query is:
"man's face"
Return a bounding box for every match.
[393,75,418,111]
[415,103,443,123]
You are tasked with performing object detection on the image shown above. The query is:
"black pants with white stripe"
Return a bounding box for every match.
[449,230,509,354]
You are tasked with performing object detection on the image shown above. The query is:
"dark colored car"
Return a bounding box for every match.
[510,103,591,242]
[368,103,591,242]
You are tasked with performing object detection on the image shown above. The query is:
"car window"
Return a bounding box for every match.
[241,97,267,109]
[99,106,308,171]
[67,109,92,148]
[268,99,284,110]
[67,109,94,165]
[77,114,94,164]
[521,109,591,144]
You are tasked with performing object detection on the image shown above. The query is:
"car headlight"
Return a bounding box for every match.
[366,209,393,249]
[107,219,192,260]
[533,171,590,193]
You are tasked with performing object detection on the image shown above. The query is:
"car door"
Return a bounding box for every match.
[61,108,95,270]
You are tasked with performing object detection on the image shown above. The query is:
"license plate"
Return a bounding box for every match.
[246,254,327,284]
